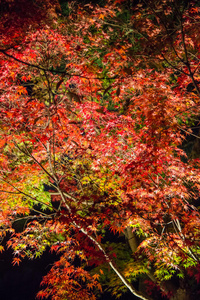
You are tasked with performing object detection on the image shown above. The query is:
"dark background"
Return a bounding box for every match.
[0,242,136,300]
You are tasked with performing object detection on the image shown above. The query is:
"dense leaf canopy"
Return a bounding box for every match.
[0,1,200,299]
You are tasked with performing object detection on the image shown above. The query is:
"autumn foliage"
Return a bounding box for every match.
[0,0,200,299]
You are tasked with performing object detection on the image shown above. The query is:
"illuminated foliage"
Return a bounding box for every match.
[0,1,200,299]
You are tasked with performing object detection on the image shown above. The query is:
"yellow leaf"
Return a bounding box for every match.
[99,14,105,20]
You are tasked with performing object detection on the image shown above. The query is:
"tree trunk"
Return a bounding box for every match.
[170,288,191,300]
[125,227,191,300]
[126,226,139,253]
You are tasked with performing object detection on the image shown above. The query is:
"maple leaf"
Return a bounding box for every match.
[12,257,21,266]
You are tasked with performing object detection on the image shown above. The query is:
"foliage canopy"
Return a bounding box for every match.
[0,1,200,299]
